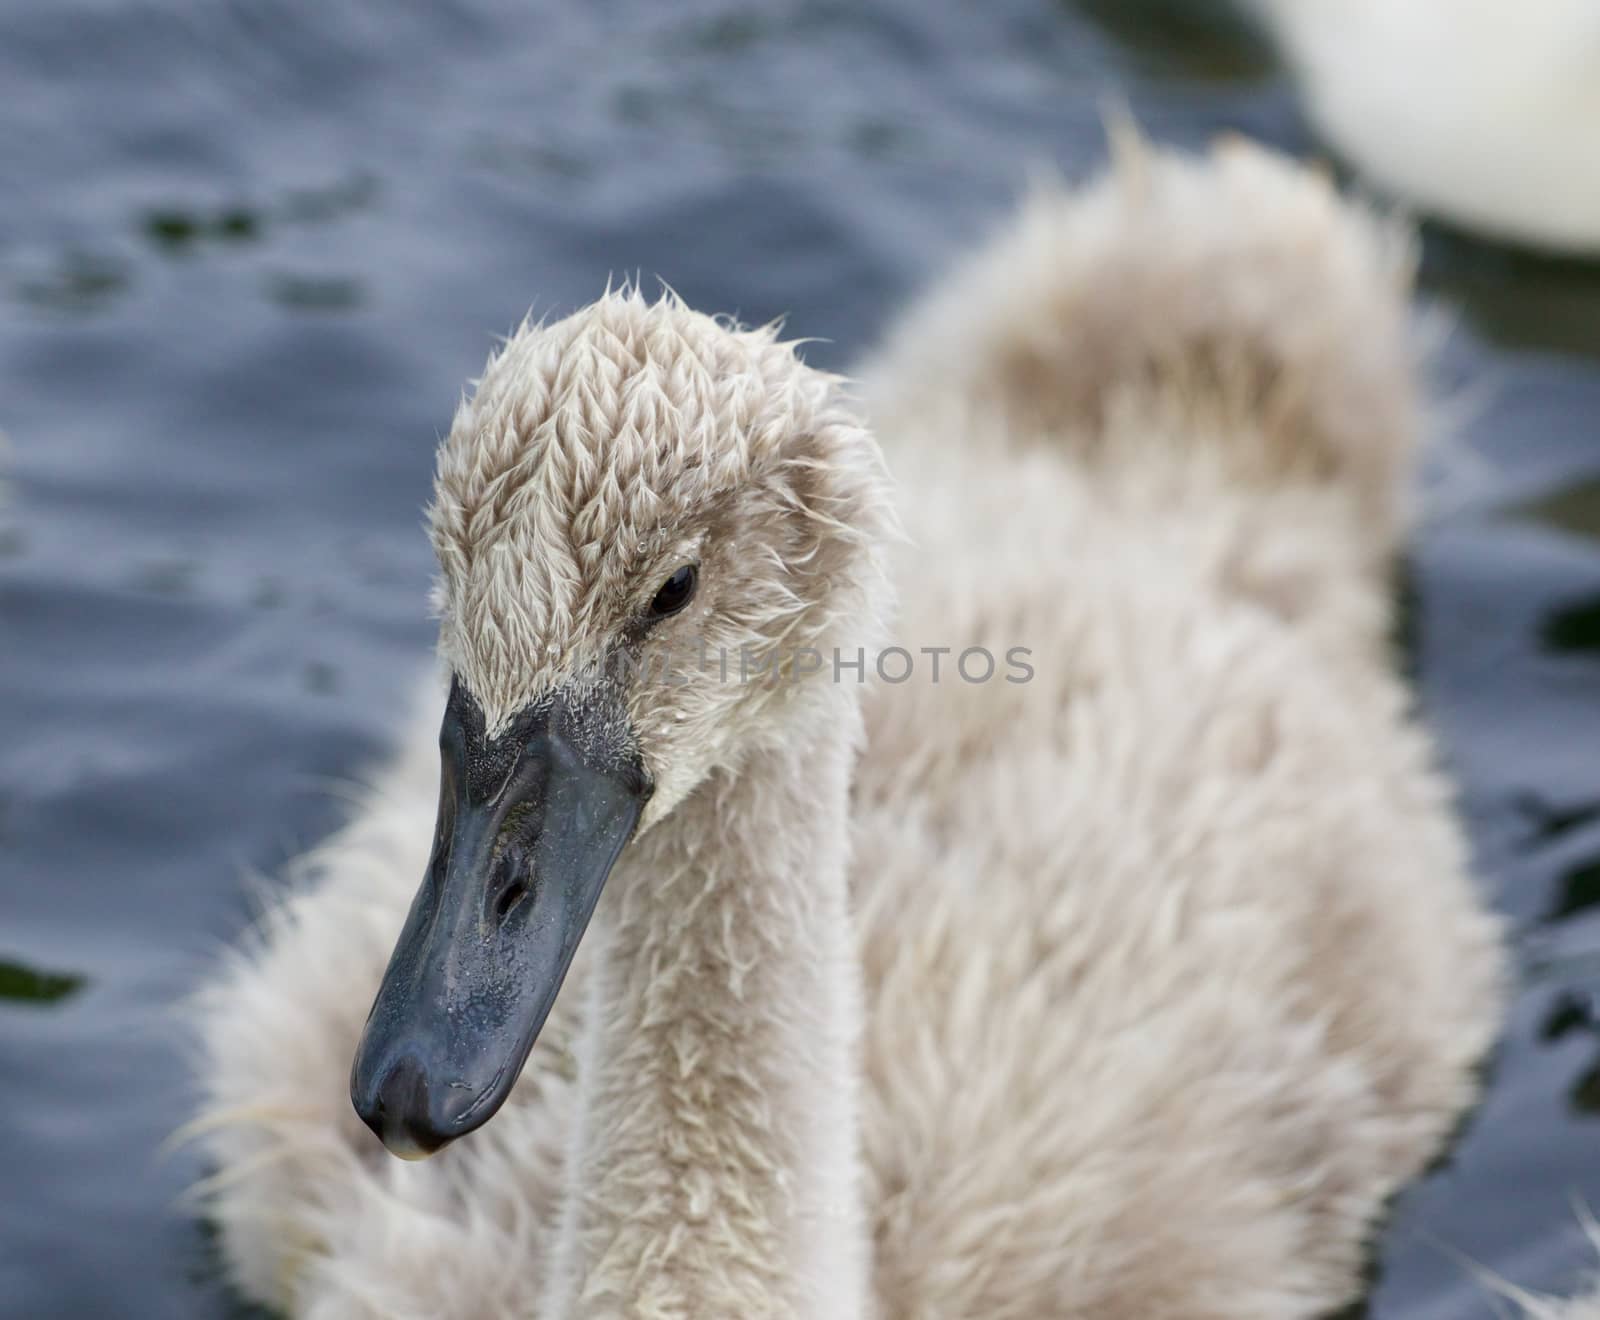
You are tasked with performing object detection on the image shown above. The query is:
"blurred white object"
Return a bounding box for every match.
[1247,0,1600,254]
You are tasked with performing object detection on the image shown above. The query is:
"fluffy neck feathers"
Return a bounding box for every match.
[542,684,870,1320]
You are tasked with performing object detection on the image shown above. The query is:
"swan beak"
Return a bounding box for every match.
[350,677,651,1158]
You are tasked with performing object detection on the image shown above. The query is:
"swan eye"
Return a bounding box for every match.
[648,565,698,618]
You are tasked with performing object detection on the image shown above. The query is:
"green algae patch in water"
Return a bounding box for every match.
[1515,478,1600,547]
[0,959,87,1005]
[1549,860,1600,924]
[1543,597,1600,657]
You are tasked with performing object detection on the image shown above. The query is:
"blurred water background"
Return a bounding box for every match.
[2,1,1599,1315]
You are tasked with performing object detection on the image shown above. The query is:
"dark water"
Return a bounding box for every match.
[2,1,1598,1315]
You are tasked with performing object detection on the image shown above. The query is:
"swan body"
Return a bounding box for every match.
[195,137,1505,1318]
[1518,1284,1600,1319]
[1246,0,1600,253]
[1527,1284,1600,1319]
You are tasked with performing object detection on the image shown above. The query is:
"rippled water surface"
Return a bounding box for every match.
[3,2,1599,1316]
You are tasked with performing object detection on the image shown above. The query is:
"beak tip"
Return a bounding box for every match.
[350,1053,461,1160]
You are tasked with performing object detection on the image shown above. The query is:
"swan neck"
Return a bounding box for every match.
[546,686,870,1320]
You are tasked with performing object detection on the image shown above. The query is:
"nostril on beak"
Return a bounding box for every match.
[487,843,533,926]
[493,877,531,922]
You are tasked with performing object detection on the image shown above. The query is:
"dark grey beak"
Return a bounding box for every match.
[351,677,650,1158]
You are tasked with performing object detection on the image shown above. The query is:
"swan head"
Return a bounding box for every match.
[352,288,891,1157]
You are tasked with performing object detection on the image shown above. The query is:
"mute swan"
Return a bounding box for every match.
[194,136,1506,1319]
[1509,1274,1600,1319]
[1529,1297,1600,1319]
[1519,1280,1600,1319]
[1243,0,1600,254]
